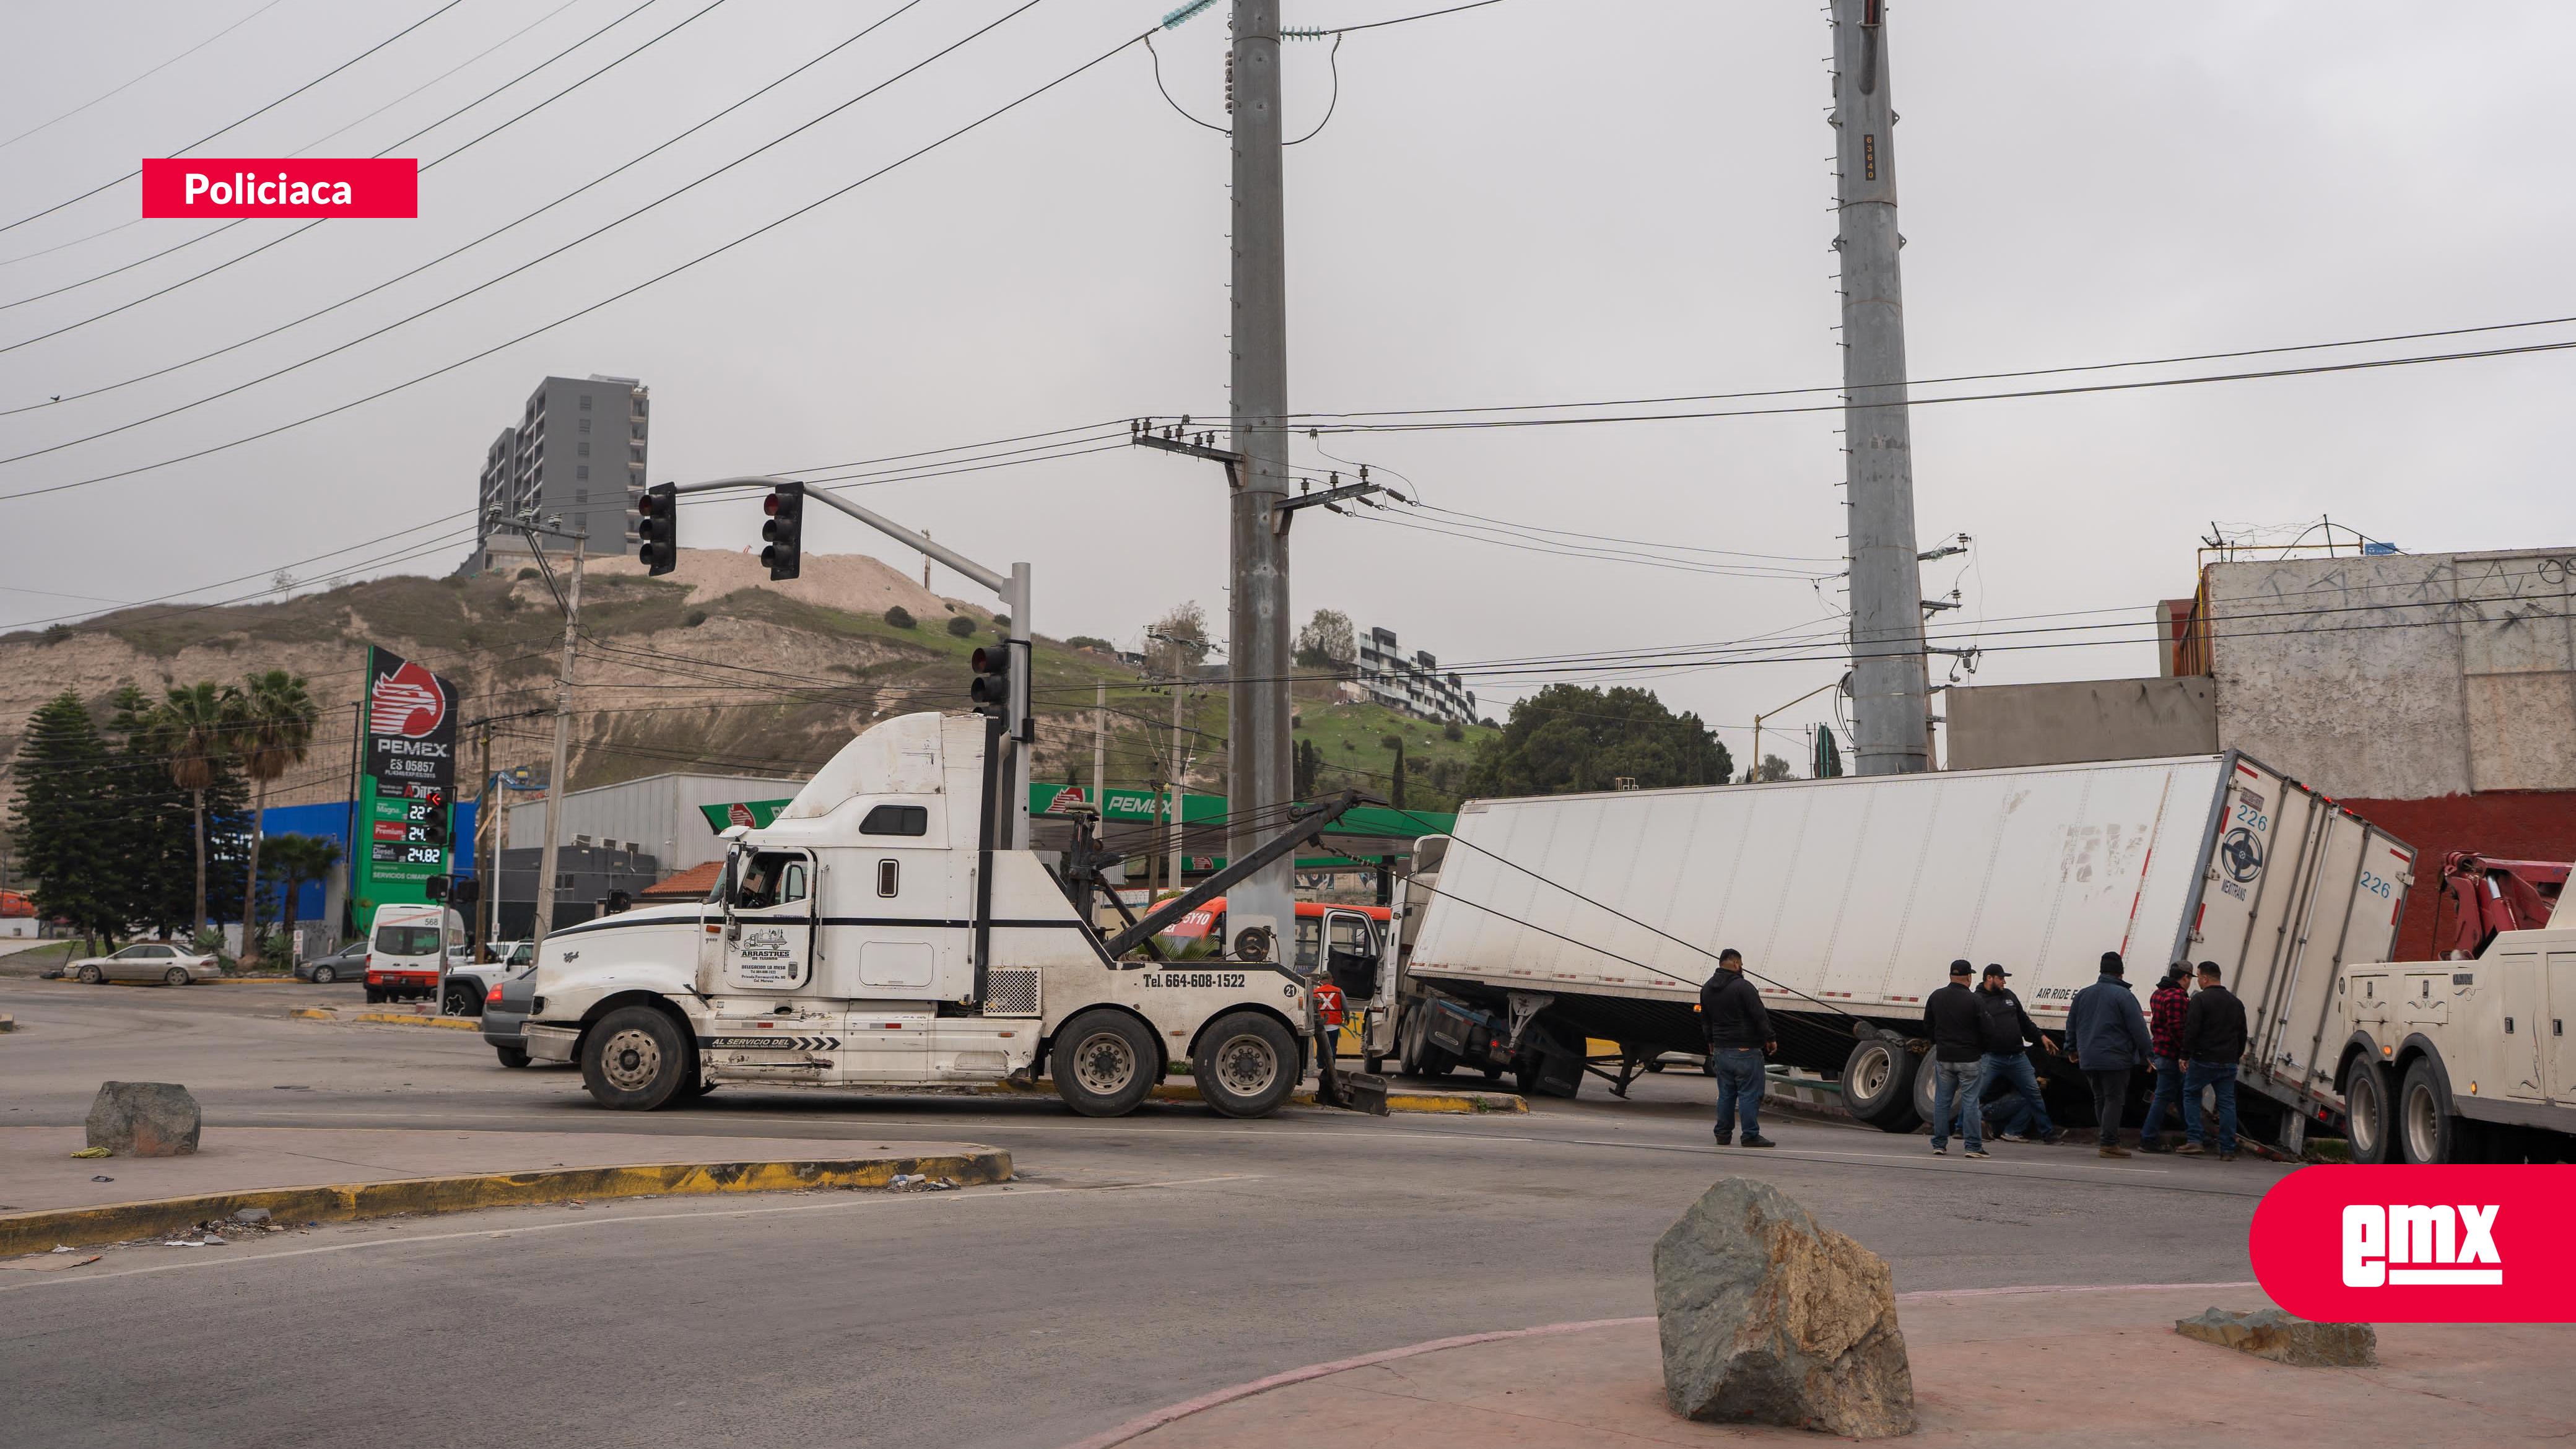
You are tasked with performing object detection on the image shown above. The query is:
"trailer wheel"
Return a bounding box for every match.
[2396,1057,2463,1165]
[1193,1011,1299,1118]
[1839,1037,1923,1131]
[1051,1010,1159,1118]
[2343,1058,2395,1164]
[580,1005,691,1111]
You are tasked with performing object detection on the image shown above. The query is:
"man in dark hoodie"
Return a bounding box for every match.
[2066,951,2155,1159]
[1699,948,1777,1148]
[2178,960,2249,1160]
[1922,959,1987,1158]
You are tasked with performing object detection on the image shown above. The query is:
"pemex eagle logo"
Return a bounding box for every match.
[370,659,447,739]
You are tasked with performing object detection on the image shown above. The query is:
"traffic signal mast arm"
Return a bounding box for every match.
[665,474,1034,849]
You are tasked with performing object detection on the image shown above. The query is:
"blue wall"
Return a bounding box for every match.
[258,799,478,925]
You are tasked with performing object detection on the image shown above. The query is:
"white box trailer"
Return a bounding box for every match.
[1367,751,2414,1147]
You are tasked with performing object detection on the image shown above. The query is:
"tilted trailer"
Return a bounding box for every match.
[1364,751,2415,1149]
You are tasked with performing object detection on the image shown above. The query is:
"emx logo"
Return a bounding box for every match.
[2252,1166,2574,1321]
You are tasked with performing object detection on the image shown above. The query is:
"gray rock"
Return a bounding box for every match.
[84,1082,201,1157]
[2175,1307,2375,1367]
[1653,1178,1915,1438]
[234,1208,272,1225]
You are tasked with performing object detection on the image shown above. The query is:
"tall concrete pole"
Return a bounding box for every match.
[1830,0,1929,775]
[1227,0,1295,933]
[533,537,583,944]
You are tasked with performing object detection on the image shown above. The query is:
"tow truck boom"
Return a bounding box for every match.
[1101,790,1368,959]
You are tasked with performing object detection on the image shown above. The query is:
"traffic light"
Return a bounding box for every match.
[426,874,450,902]
[970,644,1012,720]
[761,481,804,580]
[451,877,481,908]
[420,788,450,846]
[637,482,678,575]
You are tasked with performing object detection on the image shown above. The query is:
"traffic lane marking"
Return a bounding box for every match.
[186,1109,2277,1197]
[0,1173,1266,1295]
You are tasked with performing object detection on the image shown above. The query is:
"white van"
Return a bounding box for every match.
[365,903,465,1004]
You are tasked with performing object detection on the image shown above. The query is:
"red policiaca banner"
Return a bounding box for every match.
[141,159,416,219]
[2248,1165,2576,1323]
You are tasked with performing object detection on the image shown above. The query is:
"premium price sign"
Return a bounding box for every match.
[352,646,461,916]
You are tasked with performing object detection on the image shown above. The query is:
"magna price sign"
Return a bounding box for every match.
[364,646,458,791]
[2249,1165,2576,1323]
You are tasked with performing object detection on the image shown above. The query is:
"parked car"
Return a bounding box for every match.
[296,941,368,984]
[69,942,220,986]
[481,963,539,1068]
[442,940,534,1017]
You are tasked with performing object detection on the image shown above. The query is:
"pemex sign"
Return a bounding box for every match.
[350,645,460,919]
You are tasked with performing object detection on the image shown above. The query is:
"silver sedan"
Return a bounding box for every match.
[70,942,221,986]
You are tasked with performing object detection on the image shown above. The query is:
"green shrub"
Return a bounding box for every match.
[946,615,976,638]
[885,606,916,629]
[1443,721,1464,742]
[684,610,708,627]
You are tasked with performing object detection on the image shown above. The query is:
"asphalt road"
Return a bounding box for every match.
[1,978,2282,1449]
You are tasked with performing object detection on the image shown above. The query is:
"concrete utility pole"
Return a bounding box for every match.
[1227,0,1295,931]
[533,536,583,944]
[1092,682,1107,809]
[1830,0,1930,775]
[1168,681,1188,893]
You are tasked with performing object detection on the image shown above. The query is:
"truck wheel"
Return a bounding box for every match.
[1051,1010,1159,1117]
[2343,1058,2395,1164]
[495,1046,531,1069]
[1839,1037,1923,1132]
[1194,1011,1300,1118]
[581,1005,691,1111]
[2396,1057,2461,1165]
[443,981,482,1017]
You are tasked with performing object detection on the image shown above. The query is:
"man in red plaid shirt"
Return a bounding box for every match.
[2136,964,2193,1152]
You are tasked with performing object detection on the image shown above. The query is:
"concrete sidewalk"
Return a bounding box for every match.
[0,1125,1007,1255]
[1074,1283,2576,1447]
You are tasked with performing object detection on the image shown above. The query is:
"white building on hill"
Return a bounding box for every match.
[1352,626,1478,726]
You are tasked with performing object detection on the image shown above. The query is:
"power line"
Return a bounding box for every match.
[0,0,930,418]
[0,0,296,154]
[0,0,472,238]
[0,0,711,334]
[0,9,1139,507]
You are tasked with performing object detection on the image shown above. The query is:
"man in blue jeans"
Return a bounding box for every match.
[1922,960,1988,1157]
[2178,960,2248,1160]
[1699,947,1777,1147]
[1967,965,2065,1144]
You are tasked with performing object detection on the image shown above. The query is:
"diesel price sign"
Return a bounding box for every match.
[352,646,461,907]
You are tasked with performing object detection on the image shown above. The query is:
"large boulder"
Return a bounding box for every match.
[84,1082,201,1157]
[2175,1307,2375,1367]
[1653,1178,1915,1438]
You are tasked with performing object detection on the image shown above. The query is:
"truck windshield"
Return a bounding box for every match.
[373,925,442,957]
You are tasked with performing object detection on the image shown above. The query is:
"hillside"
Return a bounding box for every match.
[0,549,1498,820]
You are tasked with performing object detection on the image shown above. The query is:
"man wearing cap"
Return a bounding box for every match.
[1922,959,1988,1158]
[1969,964,2063,1145]
[2066,950,2156,1159]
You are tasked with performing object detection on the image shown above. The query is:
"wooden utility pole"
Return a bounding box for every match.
[533,536,583,945]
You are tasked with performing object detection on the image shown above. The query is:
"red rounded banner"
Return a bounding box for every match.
[2250,1165,2576,1323]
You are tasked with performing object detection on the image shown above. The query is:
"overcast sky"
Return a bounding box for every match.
[2,1,2570,762]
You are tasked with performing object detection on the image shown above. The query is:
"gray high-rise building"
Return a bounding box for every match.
[471,374,649,572]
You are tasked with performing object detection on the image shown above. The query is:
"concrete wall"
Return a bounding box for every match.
[1944,676,2217,772]
[2205,548,2576,799]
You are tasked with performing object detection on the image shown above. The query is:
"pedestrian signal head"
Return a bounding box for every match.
[637,482,678,575]
[760,481,804,581]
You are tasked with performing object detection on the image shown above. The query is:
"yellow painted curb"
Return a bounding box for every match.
[287,1007,336,1020]
[352,1011,479,1031]
[0,1148,1012,1257]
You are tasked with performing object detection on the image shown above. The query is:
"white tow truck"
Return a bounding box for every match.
[520,710,1368,1118]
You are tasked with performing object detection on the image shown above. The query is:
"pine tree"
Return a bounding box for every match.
[9,692,118,949]
[107,686,196,938]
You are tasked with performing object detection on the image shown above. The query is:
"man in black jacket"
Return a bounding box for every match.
[1970,965,2063,1144]
[2178,960,2249,1160]
[1700,948,1777,1148]
[1922,960,1987,1157]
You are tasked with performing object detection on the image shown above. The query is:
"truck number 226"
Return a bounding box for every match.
[2358,870,2394,900]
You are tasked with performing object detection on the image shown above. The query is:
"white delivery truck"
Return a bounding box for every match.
[364,902,467,1004]
[520,710,1360,1118]
[1365,751,2414,1151]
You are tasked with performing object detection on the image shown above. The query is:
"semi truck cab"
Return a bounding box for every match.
[518,711,1329,1118]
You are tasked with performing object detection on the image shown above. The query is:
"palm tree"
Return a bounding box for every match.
[263,833,343,965]
[234,670,319,965]
[151,681,242,941]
